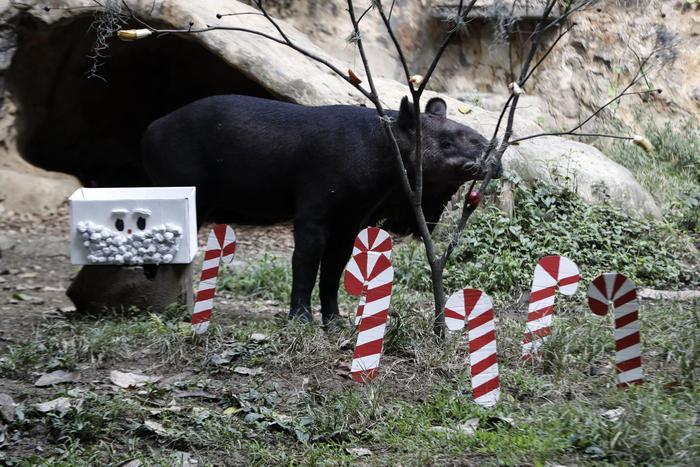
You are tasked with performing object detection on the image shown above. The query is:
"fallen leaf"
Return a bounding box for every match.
[458,105,472,114]
[172,451,195,467]
[0,393,16,422]
[223,406,243,416]
[42,286,66,292]
[12,293,44,304]
[602,408,624,422]
[119,459,143,467]
[18,272,38,279]
[34,397,76,415]
[208,349,240,365]
[34,370,80,387]
[174,390,219,400]
[346,447,372,457]
[144,419,169,437]
[250,333,269,342]
[457,417,480,435]
[110,370,159,388]
[233,366,264,376]
[485,415,514,429]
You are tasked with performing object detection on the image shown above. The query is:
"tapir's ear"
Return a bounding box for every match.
[425,97,447,118]
[397,96,415,130]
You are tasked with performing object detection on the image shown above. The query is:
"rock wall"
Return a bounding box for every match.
[260,0,699,131]
[0,0,662,218]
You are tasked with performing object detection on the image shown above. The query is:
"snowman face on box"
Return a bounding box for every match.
[76,208,183,265]
[69,187,197,266]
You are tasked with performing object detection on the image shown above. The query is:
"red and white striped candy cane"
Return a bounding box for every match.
[344,227,392,325]
[191,224,237,334]
[344,227,394,382]
[587,273,643,388]
[522,255,580,360]
[445,288,500,407]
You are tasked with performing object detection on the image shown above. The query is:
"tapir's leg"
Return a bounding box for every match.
[289,220,329,323]
[319,230,358,327]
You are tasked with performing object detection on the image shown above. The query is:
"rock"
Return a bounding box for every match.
[0,0,662,218]
[66,264,192,314]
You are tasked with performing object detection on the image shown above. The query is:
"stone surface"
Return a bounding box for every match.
[66,264,193,313]
[0,0,662,218]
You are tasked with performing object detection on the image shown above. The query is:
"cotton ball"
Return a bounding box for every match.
[133,232,145,241]
[154,233,164,243]
[94,224,103,233]
[162,254,173,263]
[152,253,162,263]
[114,255,124,265]
[164,232,174,242]
[102,247,111,255]
[97,256,106,263]
[83,240,90,247]
[123,252,133,261]
[143,239,152,247]
[133,241,142,248]
[77,222,88,233]
[90,232,102,241]
[87,254,97,262]
[147,245,156,254]
[137,247,146,255]
[172,226,182,236]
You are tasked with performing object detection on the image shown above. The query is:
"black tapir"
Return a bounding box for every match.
[141,94,500,326]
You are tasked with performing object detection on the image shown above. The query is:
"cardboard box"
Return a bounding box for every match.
[69,187,197,265]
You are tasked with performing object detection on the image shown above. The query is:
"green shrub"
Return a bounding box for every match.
[393,180,698,302]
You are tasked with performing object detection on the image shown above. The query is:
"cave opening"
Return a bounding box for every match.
[8,13,274,187]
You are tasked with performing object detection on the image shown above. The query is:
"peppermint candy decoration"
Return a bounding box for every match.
[191,224,236,334]
[522,255,580,360]
[344,227,394,382]
[445,288,500,407]
[588,273,643,388]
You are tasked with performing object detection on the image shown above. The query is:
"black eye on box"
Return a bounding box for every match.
[137,216,147,230]
[115,218,124,231]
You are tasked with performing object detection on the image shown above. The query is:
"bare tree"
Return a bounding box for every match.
[91,0,659,335]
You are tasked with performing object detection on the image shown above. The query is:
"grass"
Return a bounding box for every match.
[3,285,699,465]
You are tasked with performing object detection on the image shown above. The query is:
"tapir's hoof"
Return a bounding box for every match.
[288,309,313,324]
[322,313,348,333]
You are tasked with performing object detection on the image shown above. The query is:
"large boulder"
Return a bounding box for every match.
[0,0,661,217]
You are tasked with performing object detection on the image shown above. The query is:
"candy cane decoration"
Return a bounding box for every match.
[191,224,237,334]
[344,227,392,325]
[445,289,500,407]
[587,273,643,388]
[522,255,580,360]
[344,227,394,382]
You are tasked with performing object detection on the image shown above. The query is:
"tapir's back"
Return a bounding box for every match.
[141,94,395,224]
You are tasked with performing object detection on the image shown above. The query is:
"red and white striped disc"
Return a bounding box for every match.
[191,224,237,334]
[344,227,393,325]
[522,255,580,360]
[445,289,500,407]
[345,227,394,382]
[587,273,643,388]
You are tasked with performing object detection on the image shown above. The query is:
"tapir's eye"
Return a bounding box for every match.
[115,219,124,231]
[137,216,147,230]
[440,140,453,149]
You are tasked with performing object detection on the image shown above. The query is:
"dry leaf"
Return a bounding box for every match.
[458,105,472,114]
[348,69,362,85]
[0,393,16,422]
[34,397,76,415]
[143,419,169,436]
[34,370,80,387]
[233,366,264,376]
[250,333,269,342]
[174,390,219,400]
[602,408,624,422]
[346,447,372,457]
[110,370,159,388]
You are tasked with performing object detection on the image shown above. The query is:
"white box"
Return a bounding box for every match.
[69,187,198,265]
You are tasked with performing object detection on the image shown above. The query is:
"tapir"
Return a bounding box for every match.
[141,94,500,326]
